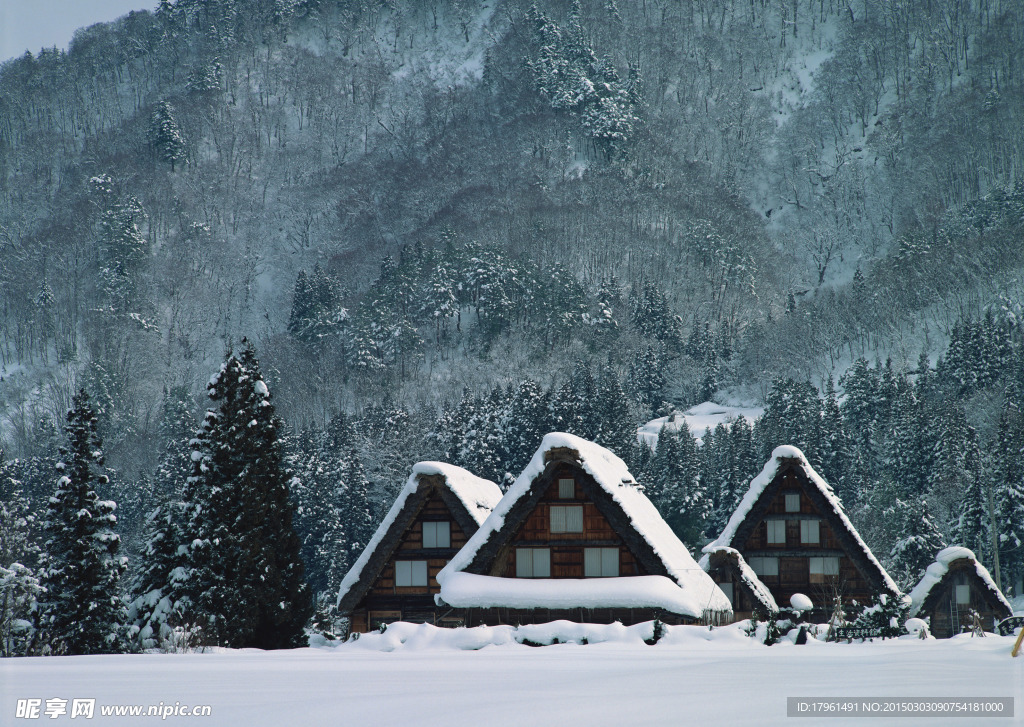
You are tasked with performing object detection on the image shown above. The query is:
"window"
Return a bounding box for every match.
[719,582,734,606]
[809,557,839,576]
[766,520,786,544]
[785,493,801,512]
[550,505,583,533]
[584,548,619,577]
[422,521,450,549]
[749,556,779,577]
[558,478,575,499]
[955,585,971,605]
[395,560,428,587]
[800,519,820,544]
[516,548,551,578]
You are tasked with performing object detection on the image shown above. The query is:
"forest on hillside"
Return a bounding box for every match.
[2,0,1024,651]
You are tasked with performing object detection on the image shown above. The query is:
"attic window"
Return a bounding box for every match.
[584,547,619,577]
[955,585,971,605]
[422,521,450,549]
[766,520,786,544]
[558,478,575,499]
[395,560,428,587]
[551,505,583,533]
[516,548,551,578]
[719,581,734,606]
[785,493,800,512]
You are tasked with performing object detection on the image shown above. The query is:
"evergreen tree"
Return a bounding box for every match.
[0,470,42,656]
[594,365,636,463]
[37,390,127,655]
[887,497,946,592]
[338,444,375,569]
[149,100,186,171]
[179,343,312,649]
[629,345,666,414]
[990,393,1024,592]
[645,424,706,551]
[128,388,197,649]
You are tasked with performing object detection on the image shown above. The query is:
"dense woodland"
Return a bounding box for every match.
[2,0,1024,653]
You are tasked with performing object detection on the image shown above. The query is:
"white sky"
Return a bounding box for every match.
[0,0,154,63]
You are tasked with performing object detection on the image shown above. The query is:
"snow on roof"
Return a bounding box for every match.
[699,445,900,595]
[337,463,501,609]
[637,402,763,449]
[438,432,732,618]
[702,546,778,612]
[437,572,716,613]
[412,461,503,526]
[908,547,1012,617]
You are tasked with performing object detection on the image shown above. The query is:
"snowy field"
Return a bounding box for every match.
[4,623,1023,726]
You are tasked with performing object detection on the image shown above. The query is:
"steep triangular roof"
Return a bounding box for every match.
[909,546,1013,619]
[437,433,732,620]
[700,445,900,597]
[702,545,778,615]
[336,462,502,613]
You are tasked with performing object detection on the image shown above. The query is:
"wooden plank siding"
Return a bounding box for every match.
[489,464,648,580]
[367,491,471,596]
[735,471,877,615]
[917,560,1013,638]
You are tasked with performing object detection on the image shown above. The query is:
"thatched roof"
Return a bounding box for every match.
[336,462,502,614]
[436,433,733,620]
[703,546,778,615]
[909,547,1013,619]
[699,445,900,597]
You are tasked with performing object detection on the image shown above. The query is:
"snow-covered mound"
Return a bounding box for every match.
[638,402,763,448]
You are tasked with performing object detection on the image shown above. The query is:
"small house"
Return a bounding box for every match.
[436,433,733,626]
[700,445,900,620]
[702,546,778,620]
[336,462,503,633]
[909,547,1013,638]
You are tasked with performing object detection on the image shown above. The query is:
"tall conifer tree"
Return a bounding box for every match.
[180,342,311,649]
[37,390,127,655]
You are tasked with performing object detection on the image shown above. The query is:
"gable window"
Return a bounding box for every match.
[422,521,451,549]
[550,505,583,533]
[395,560,428,587]
[766,519,786,544]
[584,547,619,577]
[558,478,575,499]
[809,557,839,580]
[800,519,820,544]
[748,556,779,577]
[955,585,971,605]
[516,548,551,578]
[785,493,801,512]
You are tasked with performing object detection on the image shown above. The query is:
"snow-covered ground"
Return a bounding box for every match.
[4,623,1022,726]
[638,402,764,448]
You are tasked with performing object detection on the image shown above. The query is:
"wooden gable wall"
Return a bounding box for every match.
[735,467,876,612]
[352,488,473,632]
[919,560,1013,638]
[488,463,648,579]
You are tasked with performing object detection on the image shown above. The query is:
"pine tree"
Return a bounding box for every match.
[887,497,946,592]
[149,100,186,171]
[128,388,195,649]
[0,470,42,657]
[179,343,312,649]
[990,393,1024,592]
[37,390,127,655]
[339,445,375,569]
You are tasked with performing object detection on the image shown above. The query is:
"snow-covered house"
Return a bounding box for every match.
[435,433,733,626]
[700,445,900,620]
[701,546,778,620]
[336,462,503,633]
[909,547,1013,638]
